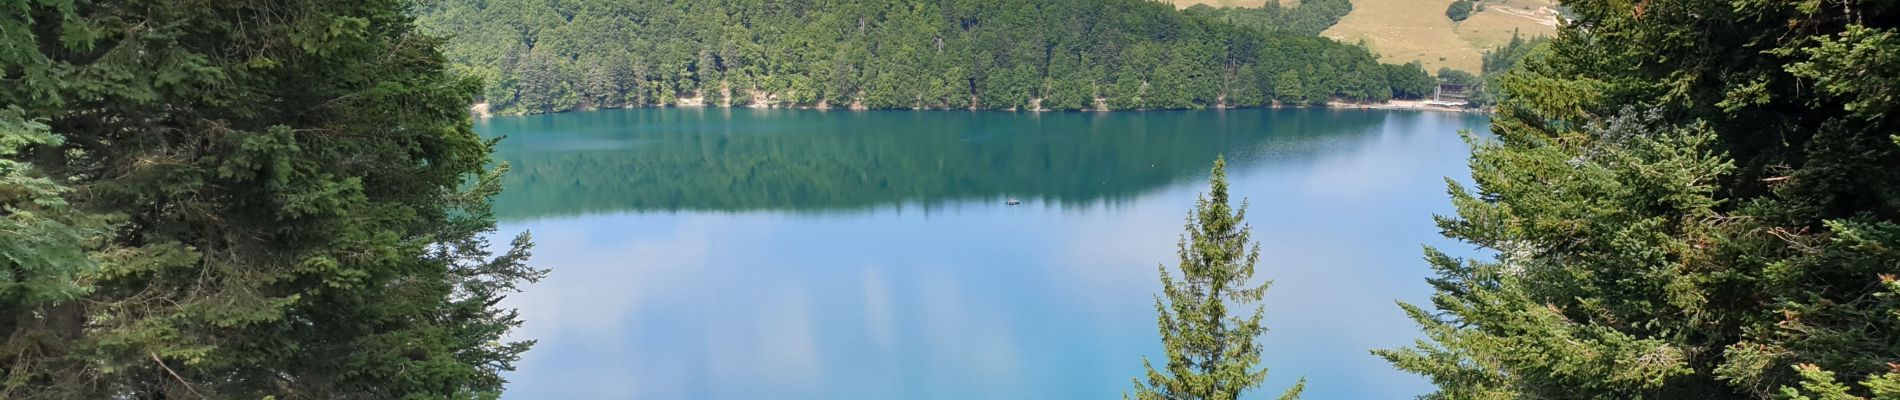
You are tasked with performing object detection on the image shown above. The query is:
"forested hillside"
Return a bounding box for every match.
[415,0,1435,115]
[1182,0,1352,36]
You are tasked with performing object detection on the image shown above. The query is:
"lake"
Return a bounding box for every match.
[479,108,1489,399]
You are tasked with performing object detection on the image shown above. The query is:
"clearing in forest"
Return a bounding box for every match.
[1321,0,1557,73]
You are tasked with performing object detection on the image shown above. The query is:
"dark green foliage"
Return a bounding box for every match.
[1480,32,1540,76]
[1130,157,1302,400]
[1182,0,1353,36]
[1433,66,1487,107]
[0,109,107,312]
[1380,0,1900,398]
[0,0,541,398]
[417,0,1423,115]
[1462,32,1547,107]
[517,51,581,113]
[1435,67,1480,86]
[1446,0,1476,22]
[1387,62,1439,100]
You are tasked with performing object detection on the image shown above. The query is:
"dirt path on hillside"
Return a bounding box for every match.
[1488,5,1559,27]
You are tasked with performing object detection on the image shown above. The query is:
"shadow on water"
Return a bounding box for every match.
[480,108,1391,220]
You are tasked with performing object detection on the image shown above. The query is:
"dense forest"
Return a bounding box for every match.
[1380,0,1900,398]
[0,0,539,398]
[1181,0,1353,36]
[414,0,1435,115]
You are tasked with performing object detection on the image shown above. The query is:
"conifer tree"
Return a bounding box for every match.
[1378,0,1900,398]
[0,0,542,398]
[1130,157,1303,400]
[0,109,108,324]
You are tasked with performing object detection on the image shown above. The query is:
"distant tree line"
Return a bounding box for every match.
[1181,0,1352,36]
[415,0,1436,115]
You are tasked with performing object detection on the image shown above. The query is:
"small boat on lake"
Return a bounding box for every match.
[1006,198,1021,205]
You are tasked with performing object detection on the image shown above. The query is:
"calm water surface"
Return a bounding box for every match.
[480,108,1490,399]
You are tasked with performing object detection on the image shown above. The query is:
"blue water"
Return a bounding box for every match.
[480,108,1488,399]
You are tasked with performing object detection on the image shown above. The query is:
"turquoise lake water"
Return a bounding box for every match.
[479,108,1490,399]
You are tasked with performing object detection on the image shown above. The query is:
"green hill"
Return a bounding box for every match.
[415,0,1435,115]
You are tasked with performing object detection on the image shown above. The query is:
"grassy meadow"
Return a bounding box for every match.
[1320,0,1556,72]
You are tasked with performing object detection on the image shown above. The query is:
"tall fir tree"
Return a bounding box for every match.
[0,0,542,398]
[1378,0,1900,398]
[1130,157,1303,400]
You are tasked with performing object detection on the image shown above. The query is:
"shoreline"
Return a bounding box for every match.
[469,99,1483,119]
[1324,99,1487,114]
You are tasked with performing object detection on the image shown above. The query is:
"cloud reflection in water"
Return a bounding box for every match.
[489,109,1489,399]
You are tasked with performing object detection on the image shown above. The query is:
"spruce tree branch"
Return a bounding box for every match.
[150,352,202,398]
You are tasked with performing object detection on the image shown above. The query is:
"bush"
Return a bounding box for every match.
[1446,0,1475,21]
